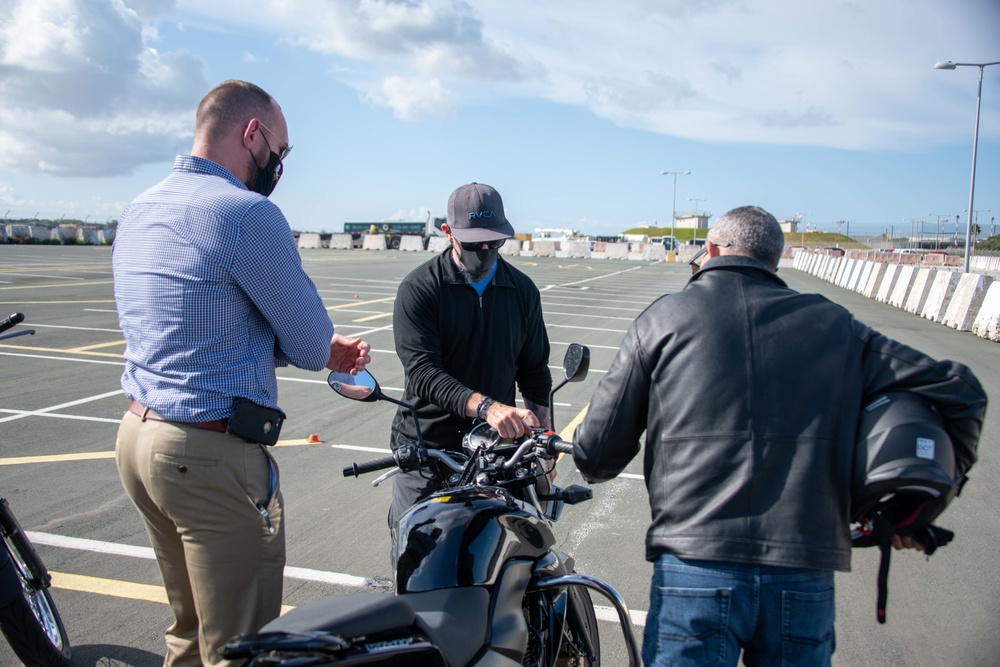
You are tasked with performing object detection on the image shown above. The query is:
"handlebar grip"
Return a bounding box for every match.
[342,455,398,478]
[552,440,574,455]
[0,313,24,335]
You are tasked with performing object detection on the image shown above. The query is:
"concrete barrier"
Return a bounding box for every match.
[398,235,425,251]
[499,240,522,256]
[605,243,629,260]
[875,264,900,303]
[562,240,592,258]
[6,224,30,241]
[362,234,387,250]
[643,244,667,262]
[846,260,865,291]
[972,282,1000,342]
[835,258,854,288]
[855,262,875,293]
[76,227,102,245]
[921,270,959,322]
[904,268,935,314]
[861,263,886,298]
[297,233,321,249]
[328,234,352,249]
[888,264,916,308]
[532,240,556,257]
[942,273,994,331]
[427,236,450,253]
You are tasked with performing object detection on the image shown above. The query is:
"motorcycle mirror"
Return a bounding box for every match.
[547,343,591,432]
[562,343,590,383]
[327,369,380,402]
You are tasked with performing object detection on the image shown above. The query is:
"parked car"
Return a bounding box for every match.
[816,246,845,256]
[894,249,918,255]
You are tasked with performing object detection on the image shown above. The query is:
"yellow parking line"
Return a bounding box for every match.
[0,452,116,466]
[0,438,322,466]
[0,344,124,358]
[352,312,392,323]
[50,572,294,614]
[327,296,394,310]
[0,280,114,291]
[0,300,117,305]
[67,339,127,352]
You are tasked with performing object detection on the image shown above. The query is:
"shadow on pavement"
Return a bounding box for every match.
[70,644,162,666]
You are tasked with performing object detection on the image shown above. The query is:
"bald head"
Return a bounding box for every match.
[195,80,280,145]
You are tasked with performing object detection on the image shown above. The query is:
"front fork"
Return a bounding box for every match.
[528,572,641,667]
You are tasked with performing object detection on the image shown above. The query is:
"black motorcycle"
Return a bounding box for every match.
[223,343,640,666]
[0,314,72,667]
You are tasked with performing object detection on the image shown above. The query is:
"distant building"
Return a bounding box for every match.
[778,219,800,233]
[673,213,710,229]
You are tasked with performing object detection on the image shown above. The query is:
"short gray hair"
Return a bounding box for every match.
[706,206,784,270]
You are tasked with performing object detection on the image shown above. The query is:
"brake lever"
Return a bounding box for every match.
[371,468,401,487]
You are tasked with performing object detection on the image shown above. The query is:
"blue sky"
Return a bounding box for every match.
[0,0,998,238]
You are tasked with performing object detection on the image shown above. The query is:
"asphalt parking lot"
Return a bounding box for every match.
[0,245,997,666]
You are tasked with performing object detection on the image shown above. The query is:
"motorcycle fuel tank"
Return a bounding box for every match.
[395,486,555,593]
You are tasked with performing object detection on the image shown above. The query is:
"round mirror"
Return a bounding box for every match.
[327,369,378,401]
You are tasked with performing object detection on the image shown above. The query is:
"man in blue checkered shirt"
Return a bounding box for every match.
[112,80,370,667]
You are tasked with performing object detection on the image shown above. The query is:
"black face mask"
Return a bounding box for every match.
[456,246,500,281]
[247,148,282,197]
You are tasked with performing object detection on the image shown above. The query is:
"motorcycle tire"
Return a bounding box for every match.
[559,583,600,667]
[0,538,71,667]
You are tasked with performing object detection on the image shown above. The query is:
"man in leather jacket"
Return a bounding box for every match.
[573,206,986,666]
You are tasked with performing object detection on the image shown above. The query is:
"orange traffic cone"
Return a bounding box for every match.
[306,433,322,443]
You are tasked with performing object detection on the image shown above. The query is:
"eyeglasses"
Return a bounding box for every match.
[258,121,293,161]
[689,248,707,274]
[459,239,506,251]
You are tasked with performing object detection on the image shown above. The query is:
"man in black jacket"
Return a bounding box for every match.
[389,182,552,533]
[573,206,986,667]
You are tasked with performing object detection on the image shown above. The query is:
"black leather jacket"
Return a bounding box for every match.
[391,250,551,452]
[574,256,986,571]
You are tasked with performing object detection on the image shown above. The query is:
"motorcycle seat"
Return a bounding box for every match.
[408,586,491,667]
[260,591,416,639]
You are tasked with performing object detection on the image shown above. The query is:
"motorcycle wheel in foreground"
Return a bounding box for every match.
[224,343,640,666]
[0,314,72,667]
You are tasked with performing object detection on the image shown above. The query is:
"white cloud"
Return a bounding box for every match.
[0,0,206,176]
[366,75,456,119]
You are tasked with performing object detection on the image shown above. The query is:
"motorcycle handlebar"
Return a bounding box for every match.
[342,456,397,478]
[552,440,574,455]
[0,312,24,335]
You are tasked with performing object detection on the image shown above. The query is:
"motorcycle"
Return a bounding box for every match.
[223,343,640,666]
[0,313,72,667]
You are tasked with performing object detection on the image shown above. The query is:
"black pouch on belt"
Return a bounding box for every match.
[226,398,286,446]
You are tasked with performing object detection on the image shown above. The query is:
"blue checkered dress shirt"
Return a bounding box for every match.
[113,155,334,421]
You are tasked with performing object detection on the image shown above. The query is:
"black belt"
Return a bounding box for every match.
[128,400,229,433]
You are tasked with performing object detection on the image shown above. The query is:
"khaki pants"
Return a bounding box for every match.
[116,411,285,667]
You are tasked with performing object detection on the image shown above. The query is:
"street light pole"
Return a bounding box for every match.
[928,213,949,250]
[935,59,1000,273]
[660,170,690,249]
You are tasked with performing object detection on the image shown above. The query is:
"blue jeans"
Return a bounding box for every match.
[643,553,835,667]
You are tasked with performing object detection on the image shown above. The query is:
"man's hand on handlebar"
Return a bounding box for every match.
[487,402,539,439]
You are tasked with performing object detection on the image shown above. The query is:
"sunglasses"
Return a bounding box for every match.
[459,239,506,251]
[258,121,293,161]
[688,240,730,274]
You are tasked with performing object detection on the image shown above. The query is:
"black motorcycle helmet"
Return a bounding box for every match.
[851,392,958,541]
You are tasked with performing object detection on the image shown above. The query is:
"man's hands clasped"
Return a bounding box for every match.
[327,333,372,375]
